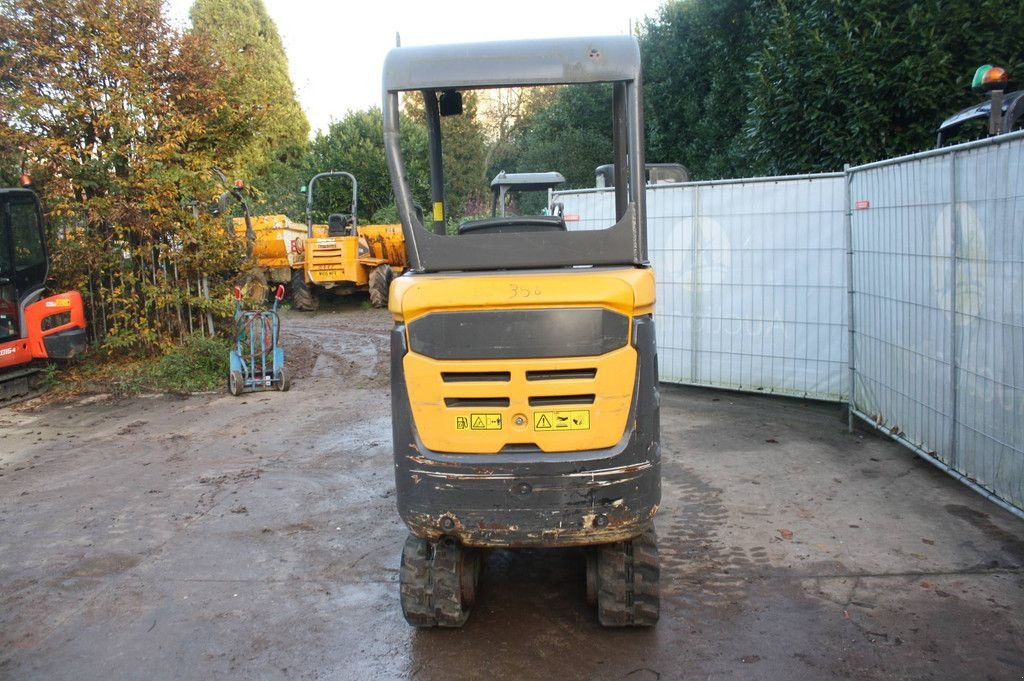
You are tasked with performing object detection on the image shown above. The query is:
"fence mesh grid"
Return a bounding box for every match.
[850,135,1024,511]
[553,136,1022,514]
[556,176,848,401]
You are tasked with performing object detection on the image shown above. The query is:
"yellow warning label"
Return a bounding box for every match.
[455,413,502,431]
[432,201,445,222]
[533,410,590,431]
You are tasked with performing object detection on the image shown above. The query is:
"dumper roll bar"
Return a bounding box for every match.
[382,36,648,273]
[305,171,358,238]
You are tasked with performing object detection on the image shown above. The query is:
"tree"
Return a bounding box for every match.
[640,0,756,179]
[745,0,1024,174]
[404,91,489,220]
[478,88,548,185]
[302,107,429,224]
[189,0,309,213]
[0,0,247,350]
[491,83,614,191]
[637,0,1024,179]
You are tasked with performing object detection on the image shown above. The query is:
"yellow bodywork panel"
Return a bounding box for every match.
[241,216,406,287]
[391,267,655,320]
[239,215,306,270]
[391,268,655,454]
[304,223,406,286]
[305,236,360,285]
[358,224,407,270]
[402,348,637,454]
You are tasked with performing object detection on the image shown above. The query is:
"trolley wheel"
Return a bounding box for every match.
[399,534,477,628]
[290,268,319,311]
[596,526,660,627]
[276,368,290,392]
[228,370,244,397]
[368,264,394,309]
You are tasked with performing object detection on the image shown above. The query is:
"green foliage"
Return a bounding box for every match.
[490,84,613,189]
[744,0,1024,174]
[438,92,489,219]
[637,0,1024,178]
[0,0,247,352]
[145,332,231,392]
[640,0,755,179]
[53,332,231,394]
[303,107,429,223]
[403,92,489,220]
[371,203,400,224]
[40,363,58,387]
[189,0,309,213]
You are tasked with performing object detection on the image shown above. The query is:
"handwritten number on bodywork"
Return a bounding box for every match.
[509,283,542,299]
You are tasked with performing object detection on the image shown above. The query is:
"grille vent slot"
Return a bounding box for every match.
[526,368,597,381]
[444,397,510,408]
[528,394,595,407]
[441,371,511,383]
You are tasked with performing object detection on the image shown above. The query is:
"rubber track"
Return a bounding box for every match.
[399,535,437,626]
[399,535,470,628]
[597,526,660,626]
[0,367,46,408]
[430,538,470,627]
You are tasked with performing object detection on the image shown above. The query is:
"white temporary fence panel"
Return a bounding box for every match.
[555,175,848,401]
[848,132,1024,512]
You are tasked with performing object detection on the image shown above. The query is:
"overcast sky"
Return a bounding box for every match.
[165,0,667,135]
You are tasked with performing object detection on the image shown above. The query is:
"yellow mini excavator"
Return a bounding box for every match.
[382,36,662,627]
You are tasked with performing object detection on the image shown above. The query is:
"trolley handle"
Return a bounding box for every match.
[273,284,285,312]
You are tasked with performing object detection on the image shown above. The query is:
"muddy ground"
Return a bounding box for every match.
[1,302,1022,681]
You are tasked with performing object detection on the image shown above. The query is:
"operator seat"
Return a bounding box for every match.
[327,213,354,236]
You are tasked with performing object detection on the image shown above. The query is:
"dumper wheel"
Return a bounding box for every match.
[368,264,394,308]
[399,534,475,628]
[596,526,660,627]
[290,269,318,311]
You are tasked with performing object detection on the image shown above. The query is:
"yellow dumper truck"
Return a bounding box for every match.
[234,171,405,310]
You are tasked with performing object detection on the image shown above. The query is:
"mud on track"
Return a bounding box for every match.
[1,302,1022,681]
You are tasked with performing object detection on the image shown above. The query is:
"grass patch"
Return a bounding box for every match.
[51,333,231,396]
[143,333,231,393]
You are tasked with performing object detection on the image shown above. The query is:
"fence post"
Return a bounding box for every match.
[690,185,701,384]
[949,152,961,471]
[844,164,855,433]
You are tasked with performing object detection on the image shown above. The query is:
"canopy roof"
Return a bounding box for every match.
[383,36,641,92]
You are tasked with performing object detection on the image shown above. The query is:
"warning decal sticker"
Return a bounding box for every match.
[533,410,590,431]
[455,414,502,431]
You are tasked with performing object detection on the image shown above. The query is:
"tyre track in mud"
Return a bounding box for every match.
[278,306,390,389]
